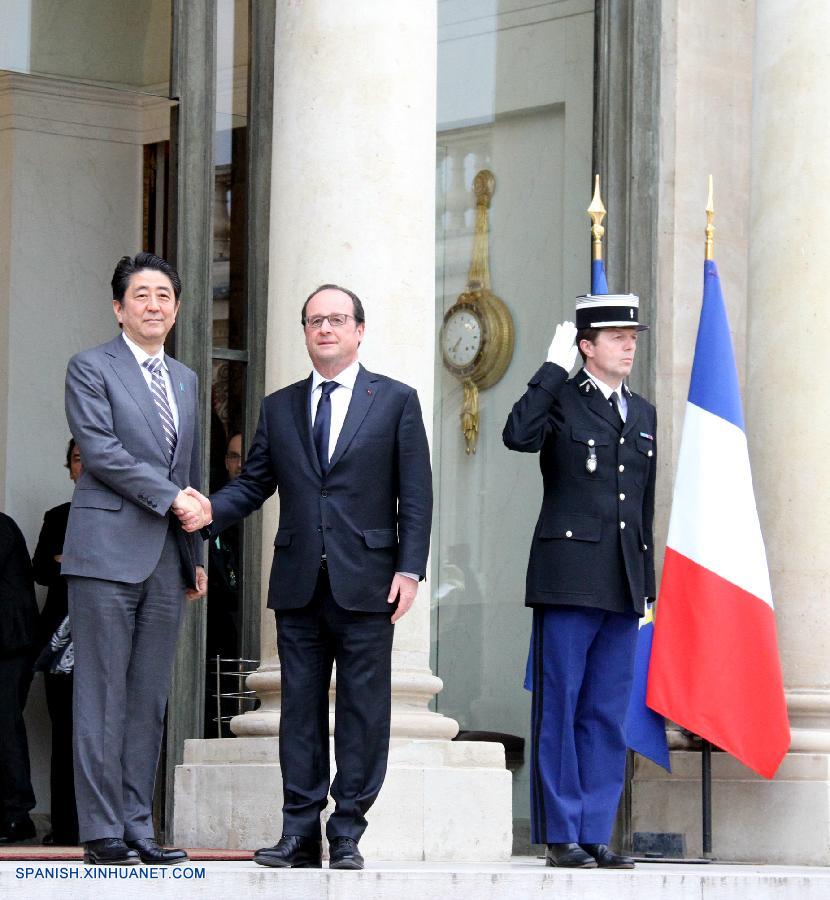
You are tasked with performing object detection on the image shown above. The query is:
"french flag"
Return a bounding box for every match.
[646,260,790,779]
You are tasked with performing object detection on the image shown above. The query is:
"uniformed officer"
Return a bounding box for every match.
[503,294,656,869]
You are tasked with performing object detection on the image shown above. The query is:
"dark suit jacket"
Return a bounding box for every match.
[503,364,656,616]
[62,335,203,586]
[32,502,71,644]
[210,364,433,613]
[0,512,38,657]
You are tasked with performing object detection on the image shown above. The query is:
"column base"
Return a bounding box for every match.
[632,750,830,865]
[173,737,513,861]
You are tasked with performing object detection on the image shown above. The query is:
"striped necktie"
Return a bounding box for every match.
[143,356,177,459]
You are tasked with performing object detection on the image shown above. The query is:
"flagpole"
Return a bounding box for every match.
[705,174,715,261]
[701,173,715,859]
[702,741,713,857]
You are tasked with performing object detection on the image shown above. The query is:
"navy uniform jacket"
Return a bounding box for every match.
[209,364,433,613]
[503,363,656,615]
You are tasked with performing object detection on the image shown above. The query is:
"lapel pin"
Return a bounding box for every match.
[180,382,185,392]
[367,389,373,396]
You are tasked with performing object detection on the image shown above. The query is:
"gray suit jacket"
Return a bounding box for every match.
[62,334,203,587]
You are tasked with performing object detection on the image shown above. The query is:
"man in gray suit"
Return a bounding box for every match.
[62,252,206,866]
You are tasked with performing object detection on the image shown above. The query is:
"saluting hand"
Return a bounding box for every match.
[546,320,578,373]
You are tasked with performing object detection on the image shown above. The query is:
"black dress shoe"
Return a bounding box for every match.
[581,843,635,869]
[253,835,322,868]
[545,842,598,868]
[328,836,364,870]
[0,817,36,844]
[125,838,188,865]
[83,838,140,865]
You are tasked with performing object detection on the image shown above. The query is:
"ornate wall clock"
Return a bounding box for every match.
[441,169,514,454]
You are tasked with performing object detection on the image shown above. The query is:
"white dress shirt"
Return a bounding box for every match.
[309,359,360,462]
[122,332,180,430]
[583,370,628,422]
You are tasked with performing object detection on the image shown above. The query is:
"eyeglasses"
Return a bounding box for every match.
[303,313,358,329]
[225,452,242,462]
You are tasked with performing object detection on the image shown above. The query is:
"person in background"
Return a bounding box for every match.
[0,510,38,844]
[32,438,83,846]
[205,433,243,737]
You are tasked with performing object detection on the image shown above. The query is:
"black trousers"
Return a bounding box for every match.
[44,673,78,844]
[275,567,394,841]
[0,652,36,825]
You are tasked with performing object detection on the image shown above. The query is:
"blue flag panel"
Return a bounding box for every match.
[591,259,609,295]
[687,260,745,431]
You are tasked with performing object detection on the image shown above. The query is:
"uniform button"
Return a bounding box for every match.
[643,543,648,551]
[619,437,625,444]
[565,530,573,538]
[588,439,595,447]
[620,521,626,529]
[618,464,625,472]
[321,489,328,498]
[317,526,322,532]
[619,493,626,501]
[648,450,653,457]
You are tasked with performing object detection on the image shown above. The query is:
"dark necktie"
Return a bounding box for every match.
[609,390,624,427]
[313,381,338,473]
[143,357,177,459]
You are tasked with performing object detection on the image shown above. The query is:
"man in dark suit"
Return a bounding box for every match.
[62,252,206,866]
[179,284,432,870]
[0,511,38,844]
[503,294,656,870]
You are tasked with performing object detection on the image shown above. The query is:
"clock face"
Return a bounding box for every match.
[442,307,483,370]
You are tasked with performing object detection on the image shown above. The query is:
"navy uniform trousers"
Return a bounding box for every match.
[529,605,639,845]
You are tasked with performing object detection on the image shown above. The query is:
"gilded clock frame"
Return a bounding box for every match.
[442,288,514,389]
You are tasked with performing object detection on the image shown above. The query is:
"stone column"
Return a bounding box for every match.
[227,0,455,748]
[174,1,512,860]
[632,0,830,866]
[744,0,830,861]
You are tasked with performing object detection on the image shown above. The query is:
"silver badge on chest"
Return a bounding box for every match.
[585,438,597,474]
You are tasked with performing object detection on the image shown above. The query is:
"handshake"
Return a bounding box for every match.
[172,487,213,533]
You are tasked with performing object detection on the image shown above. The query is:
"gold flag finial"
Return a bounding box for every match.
[705,175,715,261]
[587,174,607,262]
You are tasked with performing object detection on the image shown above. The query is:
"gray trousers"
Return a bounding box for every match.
[67,527,186,843]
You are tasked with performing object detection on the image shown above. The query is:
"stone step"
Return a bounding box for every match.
[3,859,830,899]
